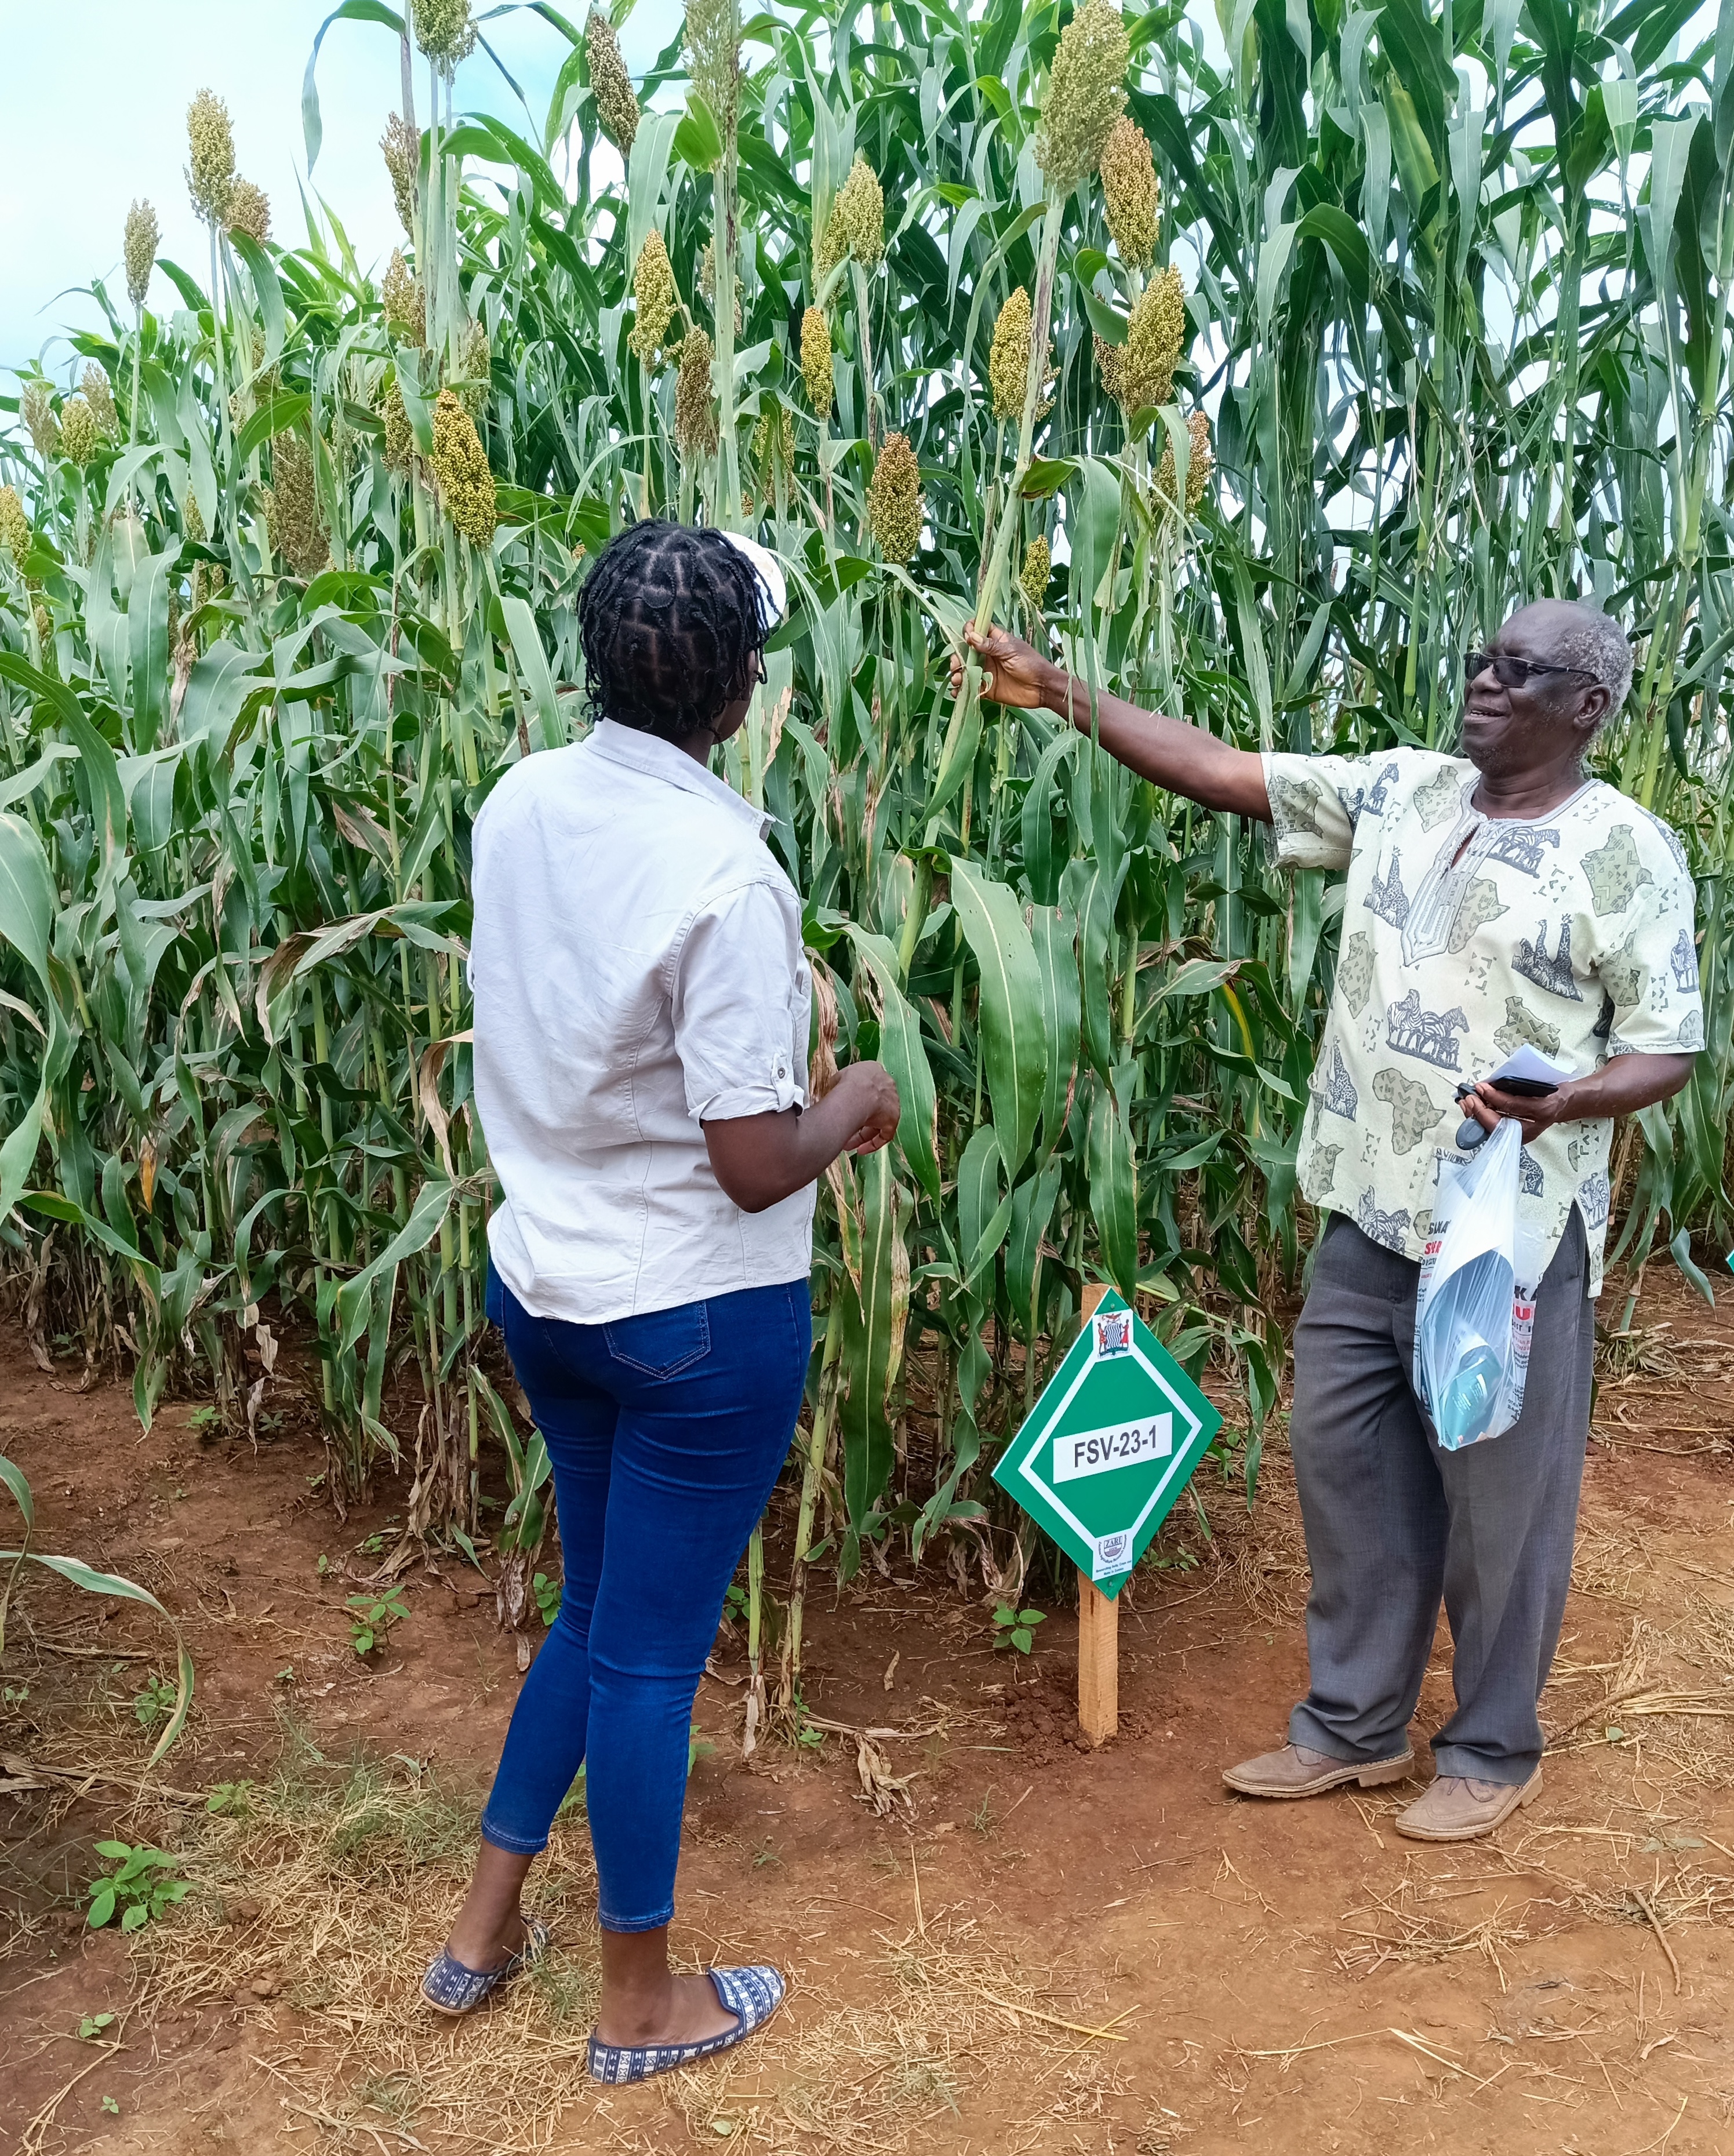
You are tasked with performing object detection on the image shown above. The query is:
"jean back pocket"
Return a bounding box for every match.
[603,1300,712,1380]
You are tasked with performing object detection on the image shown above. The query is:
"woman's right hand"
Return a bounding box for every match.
[948,623,1058,711]
[832,1060,900,1155]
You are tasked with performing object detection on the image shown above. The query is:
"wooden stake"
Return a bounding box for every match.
[1076,1283,1118,1747]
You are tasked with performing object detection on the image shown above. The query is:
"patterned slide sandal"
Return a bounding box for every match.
[421,1914,551,2016]
[587,1965,786,2084]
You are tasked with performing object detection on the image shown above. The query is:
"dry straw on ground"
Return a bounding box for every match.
[75,1728,1109,2155]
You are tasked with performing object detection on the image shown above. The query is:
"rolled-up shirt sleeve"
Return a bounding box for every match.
[672,878,810,1121]
[1590,820,1706,1059]
[1260,751,1372,872]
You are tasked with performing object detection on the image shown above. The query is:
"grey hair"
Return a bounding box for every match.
[1535,602,1634,718]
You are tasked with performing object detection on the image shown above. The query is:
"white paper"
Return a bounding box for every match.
[1485,1044,1573,1088]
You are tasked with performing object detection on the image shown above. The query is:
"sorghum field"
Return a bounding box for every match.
[1,0,1730,1629]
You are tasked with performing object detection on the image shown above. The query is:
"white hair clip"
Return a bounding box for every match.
[718,529,787,632]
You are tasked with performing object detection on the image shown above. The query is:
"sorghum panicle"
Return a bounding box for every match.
[674,327,718,459]
[685,0,739,146]
[1115,266,1186,415]
[627,232,678,366]
[587,8,639,154]
[867,432,922,559]
[1155,410,1213,522]
[20,381,60,461]
[800,307,834,419]
[228,177,271,245]
[456,318,492,421]
[267,432,329,579]
[698,241,740,331]
[1183,410,1212,512]
[60,397,100,467]
[379,376,415,471]
[124,199,159,311]
[81,365,118,439]
[988,286,1033,421]
[1100,117,1158,271]
[413,0,477,71]
[0,486,31,568]
[753,402,797,482]
[1037,0,1129,196]
[186,89,236,227]
[383,250,427,346]
[382,113,419,237]
[1020,535,1051,617]
[183,488,207,543]
[430,388,497,548]
[834,154,885,271]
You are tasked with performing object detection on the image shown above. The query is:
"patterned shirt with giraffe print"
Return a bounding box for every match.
[1262,747,1702,1296]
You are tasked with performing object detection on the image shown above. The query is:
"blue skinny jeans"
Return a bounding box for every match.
[479,1278,810,1932]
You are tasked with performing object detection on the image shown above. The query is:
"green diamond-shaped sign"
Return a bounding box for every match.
[992,1290,1223,1599]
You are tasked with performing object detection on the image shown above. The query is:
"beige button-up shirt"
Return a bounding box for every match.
[472,721,813,1325]
[1263,747,1702,1295]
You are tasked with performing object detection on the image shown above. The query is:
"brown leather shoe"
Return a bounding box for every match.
[1394,1768,1540,1841]
[1222,1741,1413,1799]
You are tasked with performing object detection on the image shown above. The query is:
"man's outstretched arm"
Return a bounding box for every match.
[954,623,1271,822]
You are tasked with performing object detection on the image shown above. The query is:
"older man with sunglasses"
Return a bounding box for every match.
[957,598,1700,1842]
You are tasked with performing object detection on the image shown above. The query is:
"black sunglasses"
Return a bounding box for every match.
[1463,650,1600,690]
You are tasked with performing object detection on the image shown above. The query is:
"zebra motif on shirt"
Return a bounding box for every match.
[1577,1172,1611,1229]
[1479,823,1561,876]
[1364,760,1402,815]
[1384,989,1468,1072]
[1367,851,1410,928]
[1356,1190,1412,1252]
[1317,1040,1360,1121]
[1513,918,1581,1001]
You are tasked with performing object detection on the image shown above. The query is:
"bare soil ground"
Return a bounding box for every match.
[2,1266,1732,2156]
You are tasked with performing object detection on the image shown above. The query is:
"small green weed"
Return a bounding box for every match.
[78,2012,115,2039]
[786,1688,824,1750]
[205,1780,255,1817]
[532,1570,562,1627]
[101,2097,120,2115]
[132,1674,179,1729]
[85,1842,188,1932]
[347,1590,408,1657]
[993,1604,1046,1654]
[3,1682,29,1707]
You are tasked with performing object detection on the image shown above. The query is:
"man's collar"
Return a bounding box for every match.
[589,719,770,838]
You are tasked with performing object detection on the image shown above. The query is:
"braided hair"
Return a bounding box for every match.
[578,520,766,741]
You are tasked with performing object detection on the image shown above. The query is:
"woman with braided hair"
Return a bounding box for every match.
[424,522,899,2079]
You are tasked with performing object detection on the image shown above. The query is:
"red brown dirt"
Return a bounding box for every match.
[2,1264,1732,2154]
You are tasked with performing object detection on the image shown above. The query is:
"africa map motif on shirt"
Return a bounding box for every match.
[1266,747,1703,1295]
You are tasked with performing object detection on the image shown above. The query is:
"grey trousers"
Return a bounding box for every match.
[1286,1208,1593,1785]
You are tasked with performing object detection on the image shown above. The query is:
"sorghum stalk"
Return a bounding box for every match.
[898,205,1065,981]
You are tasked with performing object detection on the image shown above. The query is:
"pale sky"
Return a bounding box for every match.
[0,0,682,377]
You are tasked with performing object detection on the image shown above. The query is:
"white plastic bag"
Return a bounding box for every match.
[1412,1118,1539,1450]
